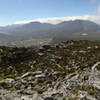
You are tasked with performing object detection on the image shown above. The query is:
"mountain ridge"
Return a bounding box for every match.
[0,20,100,46]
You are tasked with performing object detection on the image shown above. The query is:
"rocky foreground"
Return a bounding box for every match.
[0,40,100,100]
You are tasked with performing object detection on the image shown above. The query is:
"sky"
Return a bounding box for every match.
[0,0,100,26]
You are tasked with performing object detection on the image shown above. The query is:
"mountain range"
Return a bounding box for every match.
[0,20,100,46]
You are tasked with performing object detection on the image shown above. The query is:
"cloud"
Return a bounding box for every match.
[97,5,100,14]
[15,15,100,25]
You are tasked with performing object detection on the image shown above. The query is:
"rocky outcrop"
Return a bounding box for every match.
[0,41,100,100]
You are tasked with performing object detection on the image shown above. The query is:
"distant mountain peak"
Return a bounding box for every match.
[0,19,100,46]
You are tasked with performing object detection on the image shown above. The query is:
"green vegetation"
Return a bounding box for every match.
[33,87,46,94]
[0,40,100,81]
[0,81,7,87]
[72,85,95,96]
[0,40,100,99]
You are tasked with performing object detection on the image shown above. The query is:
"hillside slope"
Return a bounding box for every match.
[0,41,100,100]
